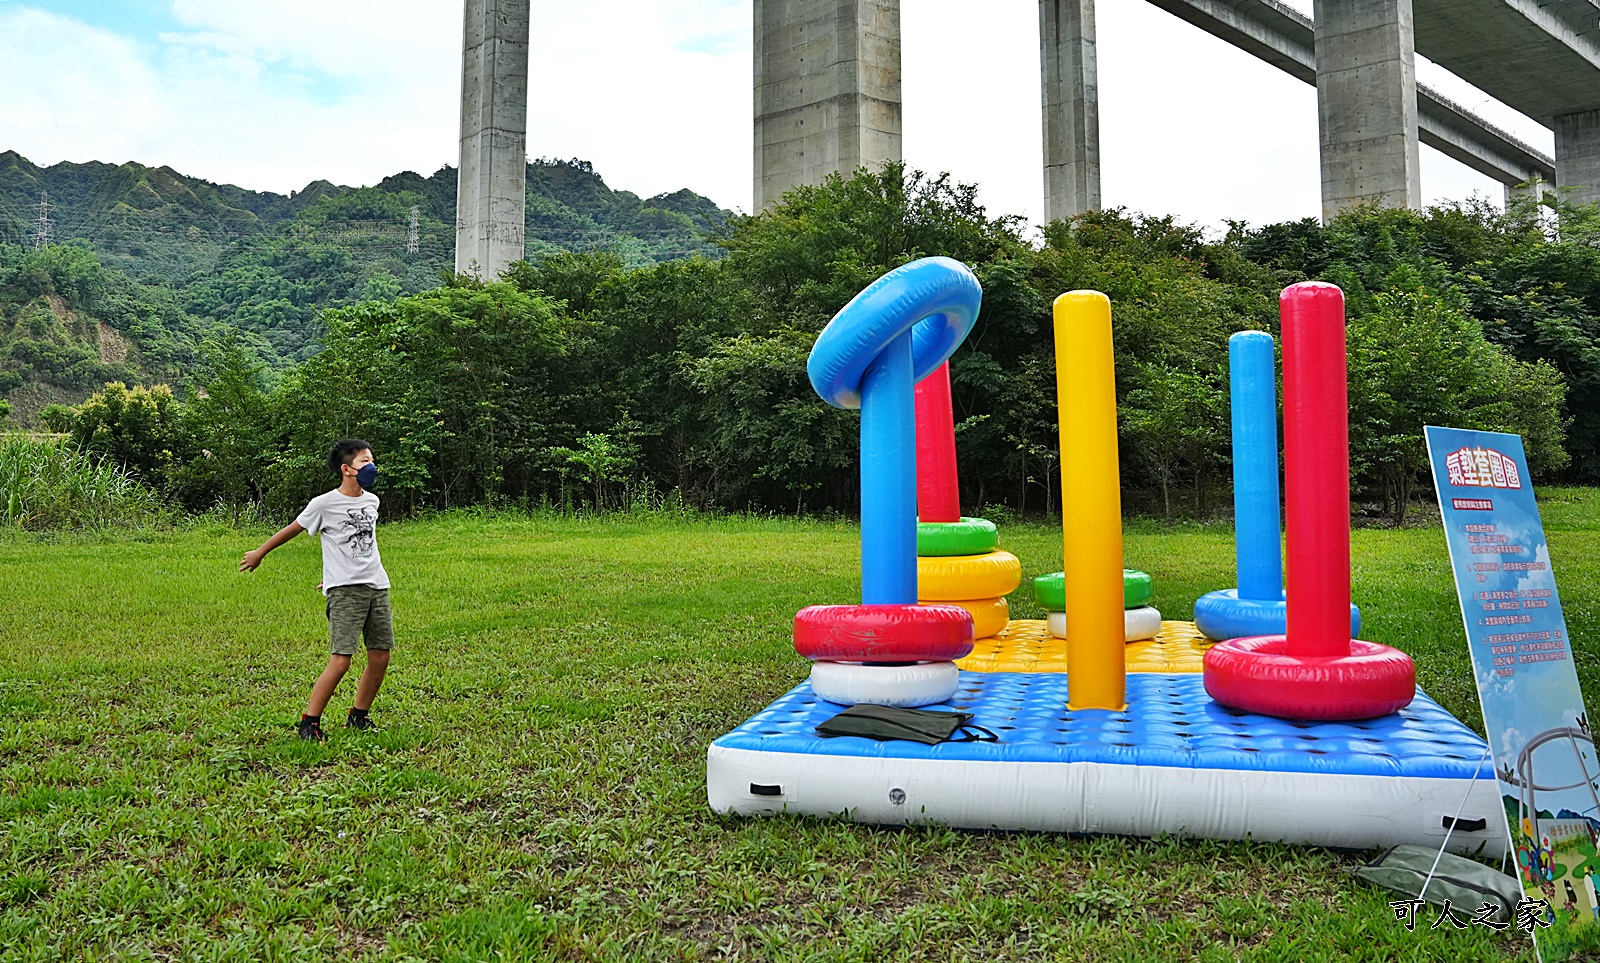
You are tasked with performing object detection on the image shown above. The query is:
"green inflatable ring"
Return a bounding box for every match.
[917,517,1000,557]
[1032,569,1153,611]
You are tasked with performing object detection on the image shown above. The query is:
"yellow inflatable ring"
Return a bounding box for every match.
[918,551,1022,601]
[923,597,1010,639]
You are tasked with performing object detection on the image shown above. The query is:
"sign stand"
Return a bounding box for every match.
[1418,745,1494,903]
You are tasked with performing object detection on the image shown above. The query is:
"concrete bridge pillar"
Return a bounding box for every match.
[754,0,902,211]
[456,0,530,279]
[1313,0,1422,221]
[1039,0,1101,223]
[1554,109,1600,207]
[1504,176,1549,211]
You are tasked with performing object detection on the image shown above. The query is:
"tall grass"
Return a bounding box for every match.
[0,433,164,530]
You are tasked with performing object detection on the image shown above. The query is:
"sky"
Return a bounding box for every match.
[0,0,1559,233]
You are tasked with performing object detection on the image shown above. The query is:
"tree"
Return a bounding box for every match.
[545,427,642,511]
[267,280,583,512]
[1120,362,1228,524]
[1347,281,1567,522]
[172,337,274,509]
[511,255,764,504]
[38,404,75,434]
[1462,239,1600,479]
[720,162,1029,323]
[688,329,858,513]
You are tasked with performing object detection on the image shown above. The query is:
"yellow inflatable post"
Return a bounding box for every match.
[1054,291,1127,710]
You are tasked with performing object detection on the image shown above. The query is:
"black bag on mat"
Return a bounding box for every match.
[816,705,999,745]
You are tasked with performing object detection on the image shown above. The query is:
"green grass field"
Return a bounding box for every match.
[5,497,1600,962]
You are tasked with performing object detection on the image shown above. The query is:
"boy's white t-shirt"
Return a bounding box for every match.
[295,489,390,595]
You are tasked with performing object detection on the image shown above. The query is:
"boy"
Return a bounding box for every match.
[240,438,392,740]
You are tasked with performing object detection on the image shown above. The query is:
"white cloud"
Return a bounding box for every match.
[904,0,1512,231]
[166,1,453,78]
[0,9,168,164]
[1480,663,1515,700]
[902,2,1041,226]
[1096,0,1325,228]
[0,3,460,194]
[1503,725,1526,762]
[1516,543,1557,596]
[518,0,750,207]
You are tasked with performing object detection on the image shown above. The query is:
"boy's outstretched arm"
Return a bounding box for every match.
[240,521,305,572]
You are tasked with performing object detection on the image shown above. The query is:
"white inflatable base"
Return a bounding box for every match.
[1048,605,1162,642]
[706,745,1509,856]
[808,660,960,707]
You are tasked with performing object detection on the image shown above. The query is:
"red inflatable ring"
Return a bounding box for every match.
[1202,635,1416,721]
[794,603,975,663]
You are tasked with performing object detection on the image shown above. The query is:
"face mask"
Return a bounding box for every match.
[355,463,379,489]
[815,705,998,745]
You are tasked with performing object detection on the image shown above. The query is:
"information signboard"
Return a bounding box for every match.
[1426,426,1600,957]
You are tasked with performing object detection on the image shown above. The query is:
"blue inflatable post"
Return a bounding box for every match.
[1231,331,1282,601]
[806,257,983,607]
[859,332,918,602]
[1193,329,1361,640]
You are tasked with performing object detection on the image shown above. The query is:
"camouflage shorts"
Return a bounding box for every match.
[325,584,394,656]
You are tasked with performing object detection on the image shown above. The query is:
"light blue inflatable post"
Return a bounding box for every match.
[1194,327,1360,641]
[1230,331,1282,601]
[860,331,918,603]
[806,257,983,608]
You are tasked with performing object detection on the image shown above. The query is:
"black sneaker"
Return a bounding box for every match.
[346,710,378,732]
[297,716,326,741]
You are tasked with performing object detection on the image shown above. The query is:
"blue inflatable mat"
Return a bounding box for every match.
[714,670,1492,780]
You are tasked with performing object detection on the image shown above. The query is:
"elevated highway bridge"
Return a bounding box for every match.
[450,1,1600,274]
[751,0,1600,221]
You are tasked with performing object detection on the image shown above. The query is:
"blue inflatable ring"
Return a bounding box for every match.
[1193,588,1362,642]
[807,257,983,409]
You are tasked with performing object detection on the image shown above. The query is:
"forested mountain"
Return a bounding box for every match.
[0,243,236,424]
[0,152,731,364]
[0,151,730,278]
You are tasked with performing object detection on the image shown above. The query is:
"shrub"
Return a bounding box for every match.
[66,381,193,490]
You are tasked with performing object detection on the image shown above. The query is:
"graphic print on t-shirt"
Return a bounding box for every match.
[340,507,377,562]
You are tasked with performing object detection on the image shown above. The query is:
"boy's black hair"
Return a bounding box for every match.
[327,438,373,476]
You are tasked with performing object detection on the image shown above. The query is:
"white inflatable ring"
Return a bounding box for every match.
[1048,605,1162,642]
[809,660,960,707]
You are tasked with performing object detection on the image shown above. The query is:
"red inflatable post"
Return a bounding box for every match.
[1202,282,1416,721]
[914,361,962,523]
[1282,283,1352,658]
